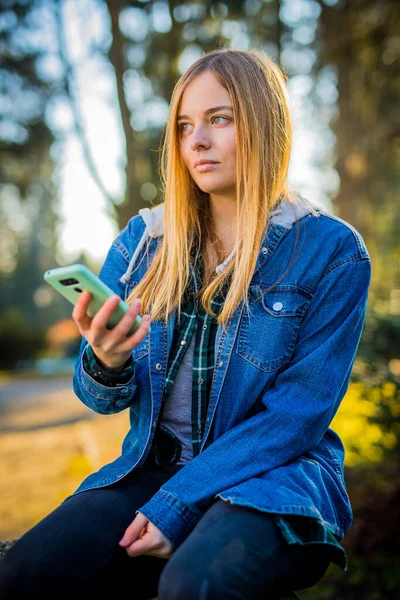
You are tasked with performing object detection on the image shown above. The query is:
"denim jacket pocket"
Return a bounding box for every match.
[236,284,313,373]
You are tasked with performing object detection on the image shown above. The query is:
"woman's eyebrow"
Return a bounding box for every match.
[177,105,233,121]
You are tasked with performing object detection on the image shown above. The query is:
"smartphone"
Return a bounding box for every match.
[43,263,149,335]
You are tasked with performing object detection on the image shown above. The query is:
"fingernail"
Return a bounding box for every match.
[119,537,129,546]
[142,315,151,323]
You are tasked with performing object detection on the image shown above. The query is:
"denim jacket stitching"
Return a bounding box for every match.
[156,489,201,523]
[320,439,345,483]
[201,302,245,450]
[322,213,369,257]
[81,357,135,399]
[113,238,130,263]
[81,376,133,400]
[322,255,370,280]
[237,286,311,373]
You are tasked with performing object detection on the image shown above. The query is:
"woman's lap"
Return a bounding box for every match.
[0,466,176,599]
[0,465,333,600]
[159,499,333,600]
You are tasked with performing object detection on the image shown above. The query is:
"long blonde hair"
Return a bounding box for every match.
[127,48,314,327]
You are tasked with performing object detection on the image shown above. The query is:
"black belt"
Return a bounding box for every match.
[143,424,182,469]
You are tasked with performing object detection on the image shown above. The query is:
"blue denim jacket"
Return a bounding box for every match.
[71,198,371,551]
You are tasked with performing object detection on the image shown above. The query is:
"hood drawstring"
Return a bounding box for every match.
[119,204,165,284]
[215,244,240,274]
[119,197,315,284]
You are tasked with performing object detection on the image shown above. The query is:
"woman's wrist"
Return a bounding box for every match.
[94,353,130,373]
[83,345,135,388]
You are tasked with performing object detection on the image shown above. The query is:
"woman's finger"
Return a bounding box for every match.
[106,299,142,340]
[72,291,92,332]
[90,295,122,331]
[119,512,148,548]
[123,536,161,558]
[119,514,173,558]
[118,315,151,353]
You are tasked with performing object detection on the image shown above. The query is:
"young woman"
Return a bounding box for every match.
[0,49,371,599]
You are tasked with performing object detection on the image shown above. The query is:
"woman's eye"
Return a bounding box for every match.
[178,116,230,133]
[212,116,229,124]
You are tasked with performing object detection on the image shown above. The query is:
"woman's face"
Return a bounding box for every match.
[178,71,237,202]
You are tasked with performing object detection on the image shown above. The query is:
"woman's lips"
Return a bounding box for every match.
[195,162,219,172]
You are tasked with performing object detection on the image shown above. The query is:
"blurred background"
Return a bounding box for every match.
[0,0,399,597]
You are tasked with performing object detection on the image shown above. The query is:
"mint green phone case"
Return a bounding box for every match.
[43,263,148,335]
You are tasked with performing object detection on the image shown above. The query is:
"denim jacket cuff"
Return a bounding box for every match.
[78,345,137,410]
[83,344,135,387]
[137,489,201,549]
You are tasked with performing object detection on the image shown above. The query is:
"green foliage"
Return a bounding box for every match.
[0,307,46,369]
[298,462,400,600]
[317,304,400,599]
[358,308,400,366]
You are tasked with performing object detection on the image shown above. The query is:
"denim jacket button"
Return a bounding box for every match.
[155,363,162,371]
[273,302,283,311]
[218,360,223,367]
[261,247,268,255]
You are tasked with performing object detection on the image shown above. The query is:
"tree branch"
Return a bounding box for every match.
[54,1,117,218]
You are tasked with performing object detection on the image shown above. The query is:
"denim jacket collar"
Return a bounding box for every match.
[119,196,317,284]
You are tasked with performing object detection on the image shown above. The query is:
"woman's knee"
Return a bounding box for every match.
[157,542,333,600]
[158,550,255,600]
[0,512,113,596]
[0,538,53,597]
[158,561,226,600]
[0,551,20,598]
[289,545,332,591]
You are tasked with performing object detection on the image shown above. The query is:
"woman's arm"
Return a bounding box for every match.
[137,256,371,548]
[72,226,145,415]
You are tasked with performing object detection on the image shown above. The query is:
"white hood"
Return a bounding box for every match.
[120,197,317,284]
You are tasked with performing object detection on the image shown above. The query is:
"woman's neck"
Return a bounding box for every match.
[197,193,237,284]
[208,193,236,234]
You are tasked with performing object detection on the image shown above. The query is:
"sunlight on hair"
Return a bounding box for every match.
[126,48,318,326]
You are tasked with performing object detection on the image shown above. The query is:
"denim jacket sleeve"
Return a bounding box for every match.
[137,256,371,549]
[72,229,138,415]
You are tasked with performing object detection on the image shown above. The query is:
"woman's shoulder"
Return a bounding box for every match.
[107,217,144,266]
[114,203,165,256]
[296,198,370,264]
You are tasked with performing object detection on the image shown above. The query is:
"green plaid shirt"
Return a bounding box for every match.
[163,257,225,458]
[82,255,347,571]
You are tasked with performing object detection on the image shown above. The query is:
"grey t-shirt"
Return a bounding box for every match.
[159,323,197,465]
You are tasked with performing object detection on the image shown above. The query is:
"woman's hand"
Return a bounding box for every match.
[119,512,174,559]
[72,291,151,372]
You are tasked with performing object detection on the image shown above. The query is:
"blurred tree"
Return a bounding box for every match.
[0,306,46,369]
[0,0,68,361]
[55,0,288,229]
[313,0,400,307]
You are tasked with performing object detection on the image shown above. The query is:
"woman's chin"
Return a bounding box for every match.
[194,180,235,197]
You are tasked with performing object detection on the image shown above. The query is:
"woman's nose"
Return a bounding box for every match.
[190,138,211,152]
[190,127,211,152]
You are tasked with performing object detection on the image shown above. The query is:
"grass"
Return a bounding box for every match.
[0,410,129,540]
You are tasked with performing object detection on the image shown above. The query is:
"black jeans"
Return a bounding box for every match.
[0,462,333,599]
